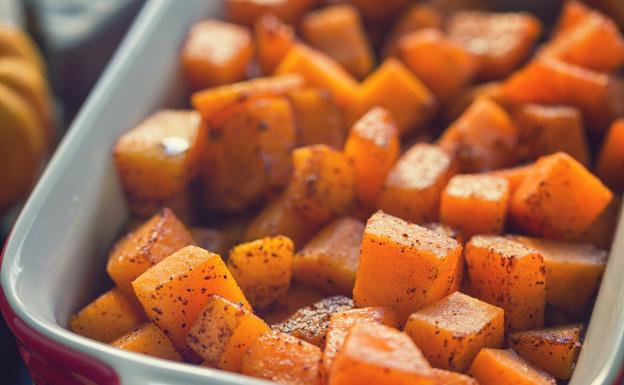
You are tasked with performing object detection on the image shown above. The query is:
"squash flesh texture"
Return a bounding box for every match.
[353,211,463,322]
[227,236,294,310]
[469,348,556,385]
[509,324,583,380]
[181,20,253,90]
[255,15,295,75]
[288,87,345,148]
[111,323,182,361]
[132,246,250,353]
[440,174,510,238]
[383,4,443,58]
[378,143,457,224]
[328,323,434,385]
[466,235,546,332]
[596,118,624,192]
[430,368,478,385]
[344,107,400,208]
[294,217,365,295]
[554,0,591,36]
[486,164,535,196]
[227,0,317,26]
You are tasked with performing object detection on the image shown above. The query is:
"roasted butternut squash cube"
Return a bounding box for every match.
[344,107,400,208]
[132,246,250,352]
[286,144,355,223]
[554,0,591,36]
[272,295,353,347]
[328,323,434,385]
[514,104,589,165]
[378,143,457,224]
[70,288,145,343]
[510,324,583,380]
[399,29,478,103]
[353,211,463,322]
[227,0,317,26]
[301,4,374,79]
[487,164,535,195]
[597,119,624,192]
[111,323,181,361]
[383,4,443,58]
[276,44,358,108]
[288,87,345,148]
[113,110,205,217]
[181,20,253,90]
[426,222,466,294]
[431,369,478,385]
[187,295,270,371]
[241,331,322,385]
[448,11,542,80]
[294,217,365,295]
[466,235,546,332]
[440,174,510,238]
[404,292,505,372]
[510,152,613,240]
[510,236,607,317]
[228,236,294,309]
[190,227,229,257]
[469,348,556,385]
[348,58,437,135]
[255,15,294,75]
[439,97,518,172]
[107,208,196,295]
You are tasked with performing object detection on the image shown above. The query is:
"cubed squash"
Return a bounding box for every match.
[353,211,463,322]
[596,118,624,192]
[190,227,229,257]
[0,25,45,71]
[132,246,250,352]
[181,20,253,90]
[430,369,478,385]
[241,331,322,385]
[288,87,345,148]
[466,235,546,332]
[404,291,505,372]
[272,295,353,347]
[510,152,613,240]
[488,164,535,195]
[187,295,270,371]
[378,143,457,224]
[275,44,358,108]
[383,4,443,58]
[255,14,295,75]
[107,208,196,295]
[227,0,317,26]
[438,97,518,172]
[469,349,556,385]
[348,58,437,135]
[227,236,294,310]
[440,174,510,238]
[286,144,355,224]
[328,323,434,385]
[554,0,591,36]
[578,195,621,249]
[425,222,466,295]
[294,217,365,295]
[447,11,542,80]
[344,107,400,208]
[399,29,478,103]
[111,323,182,361]
[113,110,205,217]
[510,324,583,380]
[70,288,145,343]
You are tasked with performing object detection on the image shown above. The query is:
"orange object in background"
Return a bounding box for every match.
[254,14,294,75]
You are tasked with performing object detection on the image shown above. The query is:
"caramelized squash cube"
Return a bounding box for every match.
[255,15,295,75]
[288,87,345,148]
[596,118,624,192]
[383,4,443,58]
[111,323,181,361]
[469,349,556,385]
[227,0,317,26]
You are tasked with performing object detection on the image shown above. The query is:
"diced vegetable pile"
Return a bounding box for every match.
[70,1,624,384]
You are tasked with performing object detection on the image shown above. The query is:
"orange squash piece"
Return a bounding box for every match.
[431,369,478,385]
[190,227,229,257]
[554,0,591,36]
[466,235,546,332]
[0,25,45,71]
[510,152,613,240]
[383,4,443,58]
[510,324,583,380]
[132,246,250,352]
[404,291,505,372]
[348,58,437,135]
[328,323,434,385]
[227,0,317,26]
[187,295,270,371]
[445,81,510,122]
[294,217,365,295]
[111,323,181,361]
[596,119,624,192]
[227,236,294,309]
[113,110,205,217]
[488,164,535,195]
[288,87,345,148]
[353,211,463,322]
[448,11,542,80]
[255,15,295,75]
[275,44,358,108]
[107,208,196,295]
[440,174,510,238]
[181,20,253,90]
[344,107,400,208]
[378,143,457,224]
[399,29,478,103]
[70,288,145,343]
[469,348,556,385]
[578,195,621,249]
[241,331,322,385]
